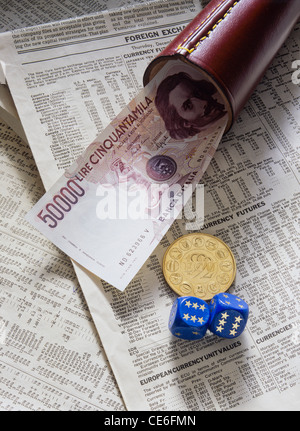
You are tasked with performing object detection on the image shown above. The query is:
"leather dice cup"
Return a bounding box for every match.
[144,0,300,132]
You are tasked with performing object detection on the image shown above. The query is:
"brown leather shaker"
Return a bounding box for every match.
[143,0,300,131]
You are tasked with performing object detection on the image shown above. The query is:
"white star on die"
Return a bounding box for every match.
[198,317,204,324]
[190,315,197,323]
[192,302,199,309]
[235,316,242,323]
[185,300,192,308]
[183,313,190,320]
[221,312,229,319]
[216,325,224,332]
[199,304,206,311]
[230,329,237,336]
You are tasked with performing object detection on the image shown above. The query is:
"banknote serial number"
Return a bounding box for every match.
[119,230,149,266]
[37,179,85,228]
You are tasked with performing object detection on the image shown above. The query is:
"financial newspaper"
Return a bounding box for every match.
[0,0,299,411]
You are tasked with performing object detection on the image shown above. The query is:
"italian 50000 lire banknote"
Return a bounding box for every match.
[26,59,228,290]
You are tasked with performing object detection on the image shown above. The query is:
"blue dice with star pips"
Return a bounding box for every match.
[168,296,210,340]
[208,293,249,338]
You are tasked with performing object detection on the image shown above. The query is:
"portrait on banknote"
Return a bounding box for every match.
[155,70,226,139]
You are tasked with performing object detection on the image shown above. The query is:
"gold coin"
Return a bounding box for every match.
[162,233,236,301]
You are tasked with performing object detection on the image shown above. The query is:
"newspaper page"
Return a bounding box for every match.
[0,118,125,411]
[0,0,152,32]
[0,0,299,411]
[0,0,169,413]
[0,83,27,142]
[0,0,157,412]
[0,0,170,136]
[0,0,147,136]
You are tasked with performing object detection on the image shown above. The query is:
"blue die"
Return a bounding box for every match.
[168,296,210,340]
[209,293,249,338]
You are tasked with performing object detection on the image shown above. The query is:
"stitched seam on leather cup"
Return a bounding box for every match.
[177,0,240,54]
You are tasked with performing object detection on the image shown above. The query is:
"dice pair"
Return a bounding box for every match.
[168,293,249,340]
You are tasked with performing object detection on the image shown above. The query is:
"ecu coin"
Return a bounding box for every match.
[163,233,236,301]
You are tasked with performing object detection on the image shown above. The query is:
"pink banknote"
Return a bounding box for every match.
[26,59,228,290]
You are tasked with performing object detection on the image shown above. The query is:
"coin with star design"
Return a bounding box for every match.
[162,233,236,301]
